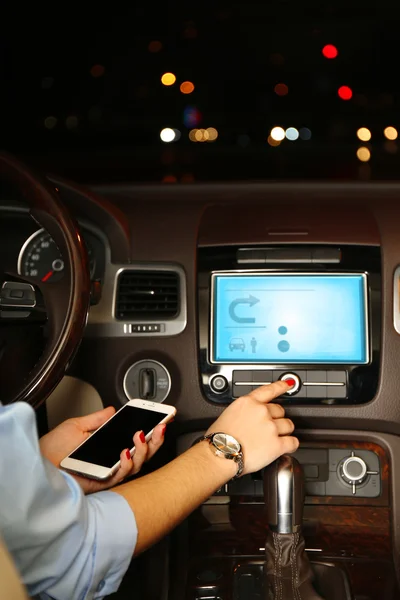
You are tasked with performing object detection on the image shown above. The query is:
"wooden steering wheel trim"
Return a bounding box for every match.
[0,152,91,408]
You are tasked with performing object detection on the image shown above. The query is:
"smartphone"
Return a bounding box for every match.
[60,399,177,480]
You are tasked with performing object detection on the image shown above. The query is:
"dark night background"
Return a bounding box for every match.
[1,2,398,183]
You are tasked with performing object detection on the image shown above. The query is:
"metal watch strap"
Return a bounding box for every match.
[194,433,244,480]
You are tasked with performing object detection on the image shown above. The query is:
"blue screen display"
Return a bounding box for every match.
[212,274,368,364]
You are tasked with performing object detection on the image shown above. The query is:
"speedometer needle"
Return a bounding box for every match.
[42,270,54,282]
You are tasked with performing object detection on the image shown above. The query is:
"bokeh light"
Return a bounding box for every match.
[160,128,177,142]
[299,128,312,140]
[188,128,216,142]
[384,126,398,140]
[338,86,353,100]
[357,127,371,142]
[270,126,285,141]
[206,127,218,141]
[322,44,338,59]
[180,81,195,94]
[195,129,206,141]
[274,83,288,96]
[148,40,163,53]
[357,147,371,162]
[162,175,177,183]
[183,106,201,128]
[65,116,78,129]
[285,127,299,141]
[161,72,176,86]
[44,116,57,129]
[268,135,281,147]
[90,65,105,78]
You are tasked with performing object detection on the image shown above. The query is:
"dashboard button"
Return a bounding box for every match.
[233,370,252,383]
[280,373,301,395]
[209,375,228,393]
[252,370,272,383]
[306,370,327,382]
[233,384,253,397]
[306,385,327,398]
[327,371,346,383]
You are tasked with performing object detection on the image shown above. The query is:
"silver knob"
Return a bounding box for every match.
[340,455,367,485]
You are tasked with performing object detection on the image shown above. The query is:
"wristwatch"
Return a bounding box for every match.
[195,432,244,480]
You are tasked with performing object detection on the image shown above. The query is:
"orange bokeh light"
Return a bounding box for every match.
[180,81,195,94]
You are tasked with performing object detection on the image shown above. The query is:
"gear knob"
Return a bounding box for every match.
[263,454,304,533]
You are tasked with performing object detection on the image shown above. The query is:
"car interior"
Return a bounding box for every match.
[2,4,400,600]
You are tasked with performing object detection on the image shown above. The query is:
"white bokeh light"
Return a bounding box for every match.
[285,127,299,141]
[270,126,285,141]
[160,128,176,142]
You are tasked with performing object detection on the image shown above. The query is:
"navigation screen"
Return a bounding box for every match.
[211,274,368,364]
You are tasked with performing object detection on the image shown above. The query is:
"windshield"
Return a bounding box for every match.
[1,5,397,183]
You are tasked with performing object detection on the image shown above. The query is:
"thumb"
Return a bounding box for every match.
[75,406,116,432]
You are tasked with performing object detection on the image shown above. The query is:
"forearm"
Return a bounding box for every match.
[112,441,236,555]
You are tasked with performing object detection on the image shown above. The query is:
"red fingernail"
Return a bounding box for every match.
[125,449,131,460]
[161,424,167,436]
[285,378,296,387]
[139,431,146,443]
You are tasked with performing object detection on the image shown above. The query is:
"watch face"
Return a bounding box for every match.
[213,433,241,456]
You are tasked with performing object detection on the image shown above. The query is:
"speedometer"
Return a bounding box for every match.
[18,229,95,282]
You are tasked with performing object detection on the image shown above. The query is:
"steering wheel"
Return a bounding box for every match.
[0,153,91,408]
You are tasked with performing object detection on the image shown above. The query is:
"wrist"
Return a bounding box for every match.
[191,438,238,482]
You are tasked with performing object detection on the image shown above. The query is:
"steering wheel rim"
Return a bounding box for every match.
[0,152,91,408]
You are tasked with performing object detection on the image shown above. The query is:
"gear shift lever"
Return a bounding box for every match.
[264,455,324,600]
[265,454,304,534]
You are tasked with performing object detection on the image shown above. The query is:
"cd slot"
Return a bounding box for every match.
[236,247,341,264]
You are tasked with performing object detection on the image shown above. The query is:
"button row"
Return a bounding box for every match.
[232,370,346,383]
[232,370,347,399]
[123,323,162,333]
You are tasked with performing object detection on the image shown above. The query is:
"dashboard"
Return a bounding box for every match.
[1,181,399,429]
[0,211,106,287]
[3,178,400,596]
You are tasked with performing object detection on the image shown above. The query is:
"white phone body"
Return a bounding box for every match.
[60,399,177,480]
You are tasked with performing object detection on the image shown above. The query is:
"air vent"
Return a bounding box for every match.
[115,270,180,320]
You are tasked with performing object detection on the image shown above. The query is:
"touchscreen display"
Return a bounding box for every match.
[70,406,165,468]
[211,273,368,364]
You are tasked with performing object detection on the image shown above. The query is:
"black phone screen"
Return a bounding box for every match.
[69,405,166,468]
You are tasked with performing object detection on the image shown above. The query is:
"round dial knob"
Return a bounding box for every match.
[210,374,228,394]
[340,455,368,485]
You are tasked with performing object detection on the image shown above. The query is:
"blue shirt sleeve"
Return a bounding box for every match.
[0,402,137,599]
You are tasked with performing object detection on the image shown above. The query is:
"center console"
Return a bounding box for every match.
[198,245,381,405]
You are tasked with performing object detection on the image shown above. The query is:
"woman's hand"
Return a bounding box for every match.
[39,406,166,495]
[206,380,298,475]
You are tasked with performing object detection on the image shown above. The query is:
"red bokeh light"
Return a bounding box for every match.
[338,85,353,101]
[322,44,338,59]
[274,83,289,96]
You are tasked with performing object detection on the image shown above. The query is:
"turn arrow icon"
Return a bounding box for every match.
[229,295,260,323]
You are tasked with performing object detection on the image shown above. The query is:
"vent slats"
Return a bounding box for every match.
[115,270,180,320]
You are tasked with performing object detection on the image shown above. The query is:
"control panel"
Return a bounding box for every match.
[230,369,347,399]
[198,244,381,406]
[213,447,381,499]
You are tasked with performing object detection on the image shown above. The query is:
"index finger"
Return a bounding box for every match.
[247,380,291,403]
